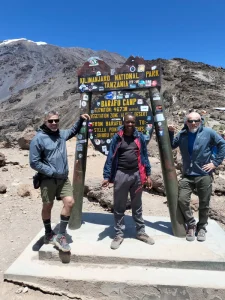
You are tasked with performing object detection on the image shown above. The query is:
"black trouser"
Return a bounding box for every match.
[113,169,145,237]
[178,175,212,231]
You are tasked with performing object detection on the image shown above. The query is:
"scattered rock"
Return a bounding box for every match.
[0,184,7,194]
[1,167,8,172]
[23,286,28,293]
[151,165,165,194]
[190,195,199,212]
[0,141,9,148]
[84,178,130,210]
[209,191,225,224]
[0,152,6,167]
[213,175,225,195]
[6,161,19,165]
[15,287,23,294]
[17,184,32,197]
[18,127,36,150]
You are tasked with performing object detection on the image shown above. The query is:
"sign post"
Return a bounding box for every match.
[149,87,186,237]
[69,56,186,237]
[69,92,91,229]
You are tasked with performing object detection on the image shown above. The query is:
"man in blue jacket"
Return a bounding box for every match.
[169,112,225,242]
[102,113,155,250]
[30,110,90,252]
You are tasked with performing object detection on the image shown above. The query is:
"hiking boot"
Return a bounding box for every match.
[197,229,206,242]
[54,234,71,252]
[136,233,155,245]
[110,236,124,250]
[186,226,196,242]
[44,231,56,244]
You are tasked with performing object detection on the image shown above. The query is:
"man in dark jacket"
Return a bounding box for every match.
[169,112,225,242]
[30,110,90,252]
[102,113,155,250]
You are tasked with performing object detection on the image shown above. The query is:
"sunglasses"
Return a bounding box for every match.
[125,121,135,124]
[187,119,201,124]
[48,119,59,124]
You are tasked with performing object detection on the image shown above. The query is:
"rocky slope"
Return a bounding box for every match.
[0,38,125,144]
[0,38,225,145]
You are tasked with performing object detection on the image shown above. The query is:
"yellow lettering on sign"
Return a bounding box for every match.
[94,108,112,113]
[129,107,139,112]
[104,81,129,89]
[109,127,118,132]
[96,133,109,138]
[110,113,119,118]
[101,100,121,107]
[80,76,111,84]
[145,70,159,78]
[122,98,137,106]
[95,128,106,132]
[92,122,103,126]
[105,121,122,127]
[136,126,145,132]
[134,112,148,117]
[91,114,109,119]
[113,107,128,112]
[114,73,139,81]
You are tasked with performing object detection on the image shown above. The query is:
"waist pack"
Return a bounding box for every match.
[33,173,42,189]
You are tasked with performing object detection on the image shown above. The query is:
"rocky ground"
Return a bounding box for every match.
[0,138,225,299]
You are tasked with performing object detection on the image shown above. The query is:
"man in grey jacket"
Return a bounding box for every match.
[30,110,90,252]
[169,112,225,242]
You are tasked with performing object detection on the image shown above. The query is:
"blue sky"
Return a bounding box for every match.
[1,0,225,67]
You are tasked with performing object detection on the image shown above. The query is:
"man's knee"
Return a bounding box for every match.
[63,196,75,208]
[42,202,53,212]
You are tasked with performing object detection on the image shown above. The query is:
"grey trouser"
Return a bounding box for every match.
[178,175,212,231]
[113,169,145,237]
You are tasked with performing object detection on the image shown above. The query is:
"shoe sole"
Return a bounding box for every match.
[110,239,124,250]
[186,236,195,242]
[136,236,155,245]
[197,237,206,242]
[44,240,55,245]
[54,240,71,252]
[44,236,56,245]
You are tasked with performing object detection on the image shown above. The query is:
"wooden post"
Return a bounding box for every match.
[69,92,91,229]
[149,87,186,237]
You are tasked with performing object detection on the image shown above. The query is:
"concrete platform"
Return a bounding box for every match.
[4,213,225,299]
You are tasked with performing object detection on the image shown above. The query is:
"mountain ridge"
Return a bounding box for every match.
[0,39,225,145]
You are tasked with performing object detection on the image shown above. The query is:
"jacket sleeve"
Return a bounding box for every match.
[141,134,151,176]
[61,117,84,141]
[29,136,54,177]
[103,135,117,180]
[169,130,180,149]
[211,131,225,167]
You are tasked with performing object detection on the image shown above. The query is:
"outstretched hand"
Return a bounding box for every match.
[81,114,90,120]
[168,125,176,132]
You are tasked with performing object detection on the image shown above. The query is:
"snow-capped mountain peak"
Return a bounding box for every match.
[0,38,47,46]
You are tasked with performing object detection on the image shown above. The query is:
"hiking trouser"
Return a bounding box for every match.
[113,169,145,237]
[178,175,212,231]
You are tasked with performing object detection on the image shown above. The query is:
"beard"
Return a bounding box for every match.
[189,127,199,133]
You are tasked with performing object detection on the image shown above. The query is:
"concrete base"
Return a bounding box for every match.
[4,213,225,300]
